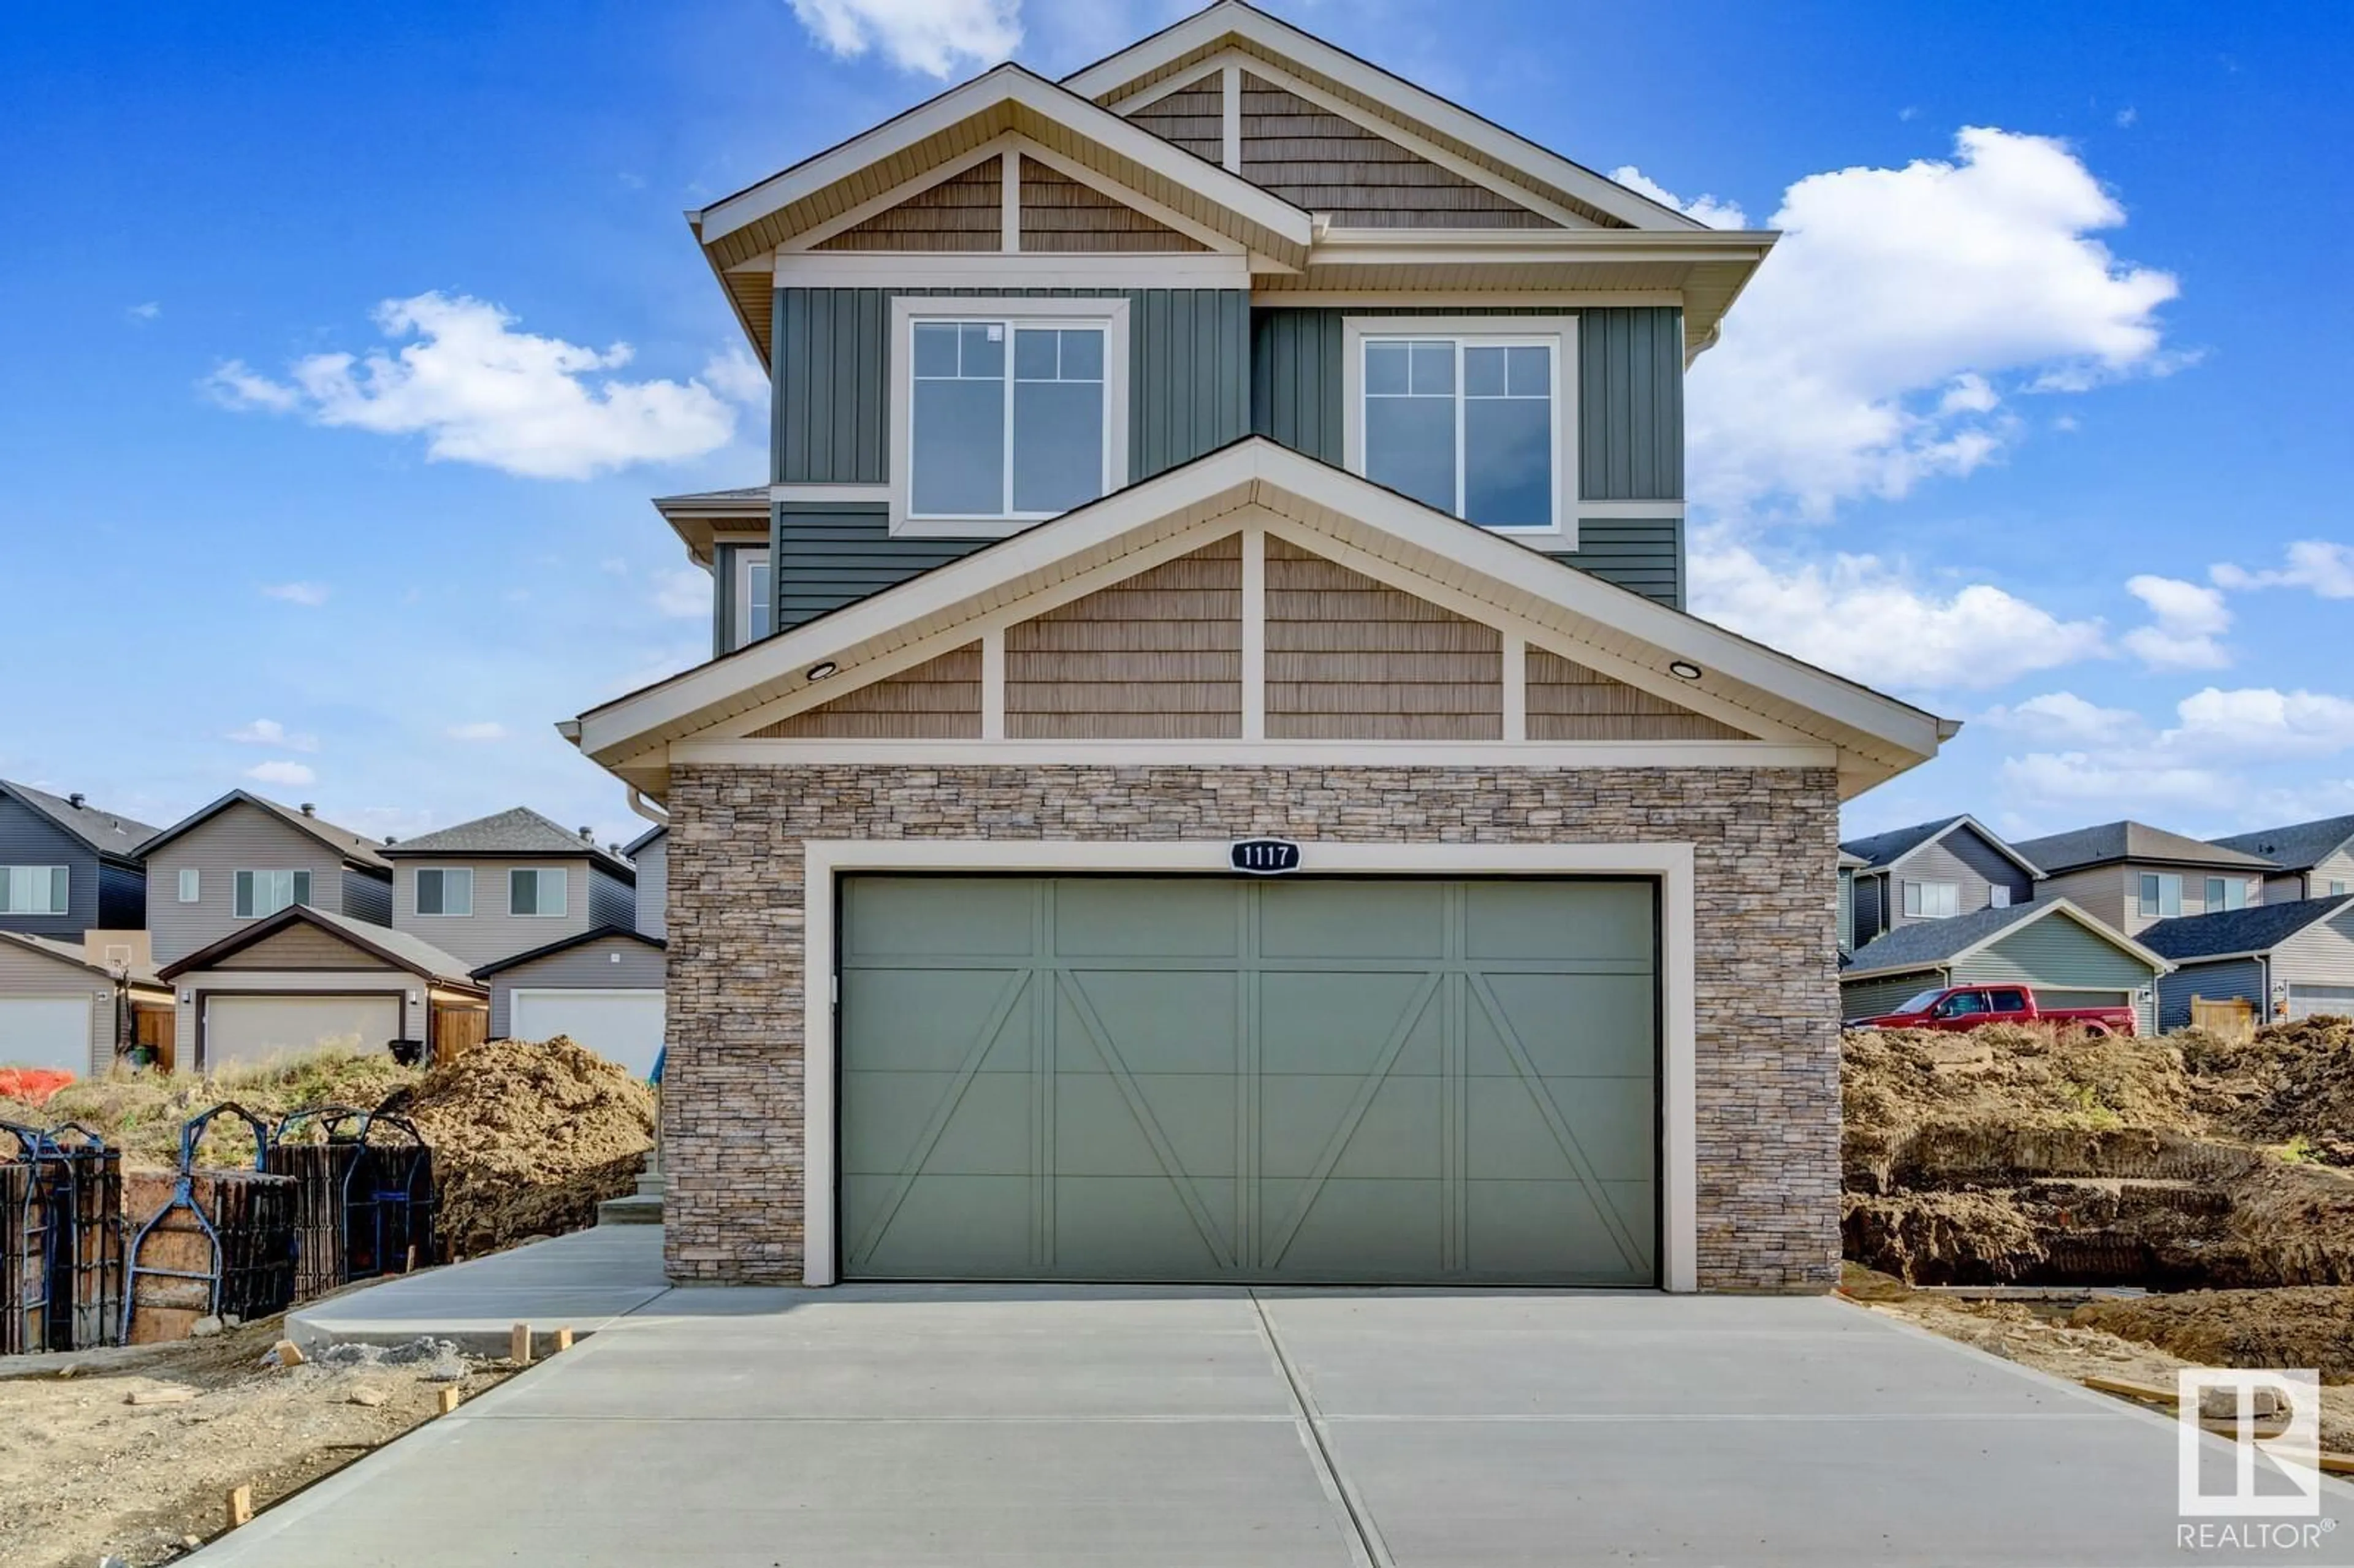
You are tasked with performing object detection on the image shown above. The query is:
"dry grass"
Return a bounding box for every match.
[0,1051,421,1170]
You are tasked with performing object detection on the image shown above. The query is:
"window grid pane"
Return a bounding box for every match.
[1365,337,1552,530]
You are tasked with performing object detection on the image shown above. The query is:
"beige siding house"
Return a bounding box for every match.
[2210,813,2354,904]
[476,926,667,1078]
[625,826,666,939]
[142,792,394,967]
[0,931,170,1076]
[2011,821,2277,937]
[381,807,638,972]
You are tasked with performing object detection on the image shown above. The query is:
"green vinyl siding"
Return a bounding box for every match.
[838,875,1659,1285]
[1840,969,1946,1022]
[1951,915,2163,1033]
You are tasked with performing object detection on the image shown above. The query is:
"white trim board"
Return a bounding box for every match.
[676,739,1838,767]
[799,836,1701,1293]
[773,252,1251,289]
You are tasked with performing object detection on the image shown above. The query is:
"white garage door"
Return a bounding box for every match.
[204,994,402,1070]
[2287,984,2354,1021]
[0,997,94,1075]
[510,990,665,1079]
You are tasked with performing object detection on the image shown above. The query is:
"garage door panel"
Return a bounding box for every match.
[844,1069,1035,1178]
[1053,1175,1233,1274]
[1322,1077,1444,1181]
[207,995,399,1068]
[2289,984,2354,1020]
[1468,1179,1650,1283]
[1055,971,1238,1075]
[844,877,1037,958]
[845,1173,1032,1276]
[1472,973,1655,1078]
[1553,1080,1659,1183]
[0,998,94,1074]
[1053,878,1239,958]
[1259,881,1445,961]
[1465,880,1655,963]
[1054,1073,1236,1179]
[1259,970,1442,1076]
[839,969,1034,1073]
[1268,1178,1442,1276]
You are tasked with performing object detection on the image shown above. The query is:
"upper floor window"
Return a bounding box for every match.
[234,869,310,919]
[2334,880,2348,897]
[890,298,1130,537]
[416,867,474,917]
[2139,873,2182,919]
[510,867,568,918]
[1989,886,2012,908]
[1902,880,1959,919]
[2204,876,2252,911]
[178,868,200,903]
[0,866,68,916]
[1343,317,1574,537]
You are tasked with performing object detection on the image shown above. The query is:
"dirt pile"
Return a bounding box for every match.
[379,1035,653,1257]
[0,1049,419,1168]
[2071,1287,2354,1383]
[2188,1016,2354,1165]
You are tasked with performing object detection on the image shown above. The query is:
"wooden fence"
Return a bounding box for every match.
[431,1005,487,1065]
[2190,995,2256,1044]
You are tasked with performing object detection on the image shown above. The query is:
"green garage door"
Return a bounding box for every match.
[838,876,1658,1285]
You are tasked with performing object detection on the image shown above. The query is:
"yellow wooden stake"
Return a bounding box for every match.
[511,1322,532,1365]
[438,1386,461,1415]
[555,1326,574,1353]
[227,1485,253,1528]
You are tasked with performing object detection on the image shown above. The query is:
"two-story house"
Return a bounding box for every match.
[1835,815,2167,1031]
[2009,821,2277,937]
[379,807,664,1076]
[0,779,172,1072]
[2209,813,2354,904]
[565,2,1959,1294]
[143,790,485,1070]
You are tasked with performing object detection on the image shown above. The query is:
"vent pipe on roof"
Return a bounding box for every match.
[385,836,398,845]
[300,802,316,816]
[578,826,594,841]
[69,792,86,809]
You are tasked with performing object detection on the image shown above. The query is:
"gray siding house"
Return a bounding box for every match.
[625,824,667,939]
[1841,899,2169,1035]
[2142,894,2354,1027]
[379,807,637,970]
[2010,821,2278,937]
[140,791,395,969]
[1839,815,2041,948]
[0,780,158,943]
[566,2,1957,1295]
[2209,814,2354,905]
[474,926,667,1078]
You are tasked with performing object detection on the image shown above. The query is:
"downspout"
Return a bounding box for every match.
[627,788,669,828]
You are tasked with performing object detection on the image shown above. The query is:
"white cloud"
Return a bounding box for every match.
[2212,540,2354,599]
[654,567,711,620]
[246,760,317,788]
[700,348,771,406]
[1688,538,2108,691]
[2169,687,2354,758]
[226,719,319,752]
[126,301,161,323]
[787,0,1019,75]
[2119,574,2231,670]
[1686,127,2180,516]
[1606,167,1749,229]
[1997,750,2227,811]
[1995,685,2354,818]
[1981,691,2143,747]
[2115,106,2138,128]
[208,293,740,481]
[446,721,509,742]
[261,581,331,607]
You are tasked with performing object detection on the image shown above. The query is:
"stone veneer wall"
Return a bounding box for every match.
[662,763,1842,1290]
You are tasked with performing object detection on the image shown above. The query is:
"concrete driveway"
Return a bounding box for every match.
[210,1281,2352,1567]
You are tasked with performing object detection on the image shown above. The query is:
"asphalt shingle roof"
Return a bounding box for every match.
[137,791,392,870]
[2008,821,2276,875]
[2209,815,2354,874]
[0,779,160,861]
[1843,900,2053,975]
[1838,818,1963,870]
[2138,895,2354,961]
[381,807,633,878]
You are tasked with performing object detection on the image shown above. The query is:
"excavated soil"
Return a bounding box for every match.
[377,1036,655,1257]
[2192,1016,2354,1165]
[2071,1287,2354,1384]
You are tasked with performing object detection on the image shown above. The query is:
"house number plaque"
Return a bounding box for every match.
[1229,839,1303,875]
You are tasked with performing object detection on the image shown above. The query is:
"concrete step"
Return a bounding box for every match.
[597,1193,663,1227]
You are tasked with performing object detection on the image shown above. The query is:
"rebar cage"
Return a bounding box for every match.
[1,1120,125,1353]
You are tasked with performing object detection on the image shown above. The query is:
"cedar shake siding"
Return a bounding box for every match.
[1017,157,1208,252]
[1525,650,1751,742]
[755,645,985,740]
[1235,73,1560,228]
[1126,75,1223,163]
[1007,538,1243,739]
[1263,537,1500,740]
[813,160,1000,251]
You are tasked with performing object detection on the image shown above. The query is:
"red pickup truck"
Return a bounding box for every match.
[1845,983,2138,1036]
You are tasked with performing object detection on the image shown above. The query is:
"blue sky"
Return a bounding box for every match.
[2,0,2348,850]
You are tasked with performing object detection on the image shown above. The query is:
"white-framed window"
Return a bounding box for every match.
[2333,880,2348,897]
[415,867,474,917]
[1902,880,1959,919]
[888,296,1130,538]
[0,866,69,916]
[2204,876,2251,912]
[728,547,773,652]
[234,869,311,919]
[178,868,200,903]
[1342,316,1576,539]
[509,866,568,918]
[1989,886,2012,908]
[2139,872,2182,919]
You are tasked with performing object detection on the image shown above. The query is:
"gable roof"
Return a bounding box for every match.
[2209,814,2354,875]
[1839,815,2044,878]
[652,486,768,566]
[569,438,1952,801]
[156,905,481,990]
[1062,1,1697,233]
[623,823,666,858]
[2139,894,2354,962]
[380,807,634,880]
[0,779,161,864]
[471,923,666,981]
[0,929,168,991]
[2008,821,2276,875]
[136,791,392,872]
[1843,897,2169,983]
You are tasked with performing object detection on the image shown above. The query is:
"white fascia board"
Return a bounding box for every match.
[1062,1,1707,232]
[1309,229,1778,269]
[773,252,1251,288]
[699,63,1311,254]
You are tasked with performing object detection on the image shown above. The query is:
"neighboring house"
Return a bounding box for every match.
[0,929,171,1076]
[625,824,667,939]
[155,905,486,1071]
[1840,899,2169,1035]
[2208,814,2354,905]
[0,779,158,942]
[140,791,395,968]
[2009,821,2277,937]
[2141,895,2354,1028]
[652,488,772,655]
[1839,815,2043,949]
[474,926,668,1078]
[564,4,1956,1295]
[377,807,637,970]
[1837,850,1865,954]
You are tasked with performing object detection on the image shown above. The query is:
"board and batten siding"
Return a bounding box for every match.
[632,834,667,941]
[389,858,617,971]
[0,943,115,1076]
[0,794,104,942]
[145,807,378,968]
[488,940,668,1038]
[2158,957,2266,1032]
[1949,916,2162,1035]
[1882,828,2035,933]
